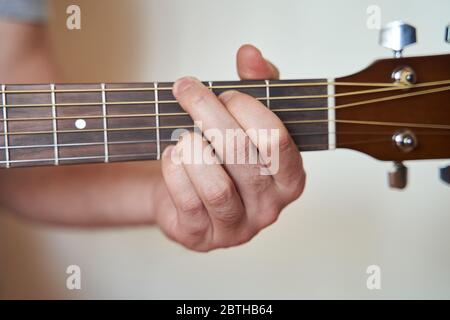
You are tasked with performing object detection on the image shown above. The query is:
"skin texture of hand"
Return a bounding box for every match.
[0,20,305,251]
[156,45,306,251]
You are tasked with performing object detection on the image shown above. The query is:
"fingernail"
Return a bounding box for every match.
[219,90,237,103]
[173,77,197,96]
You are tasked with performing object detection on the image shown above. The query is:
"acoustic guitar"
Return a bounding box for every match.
[0,21,449,189]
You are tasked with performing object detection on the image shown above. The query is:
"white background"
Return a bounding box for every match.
[0,0,449,299]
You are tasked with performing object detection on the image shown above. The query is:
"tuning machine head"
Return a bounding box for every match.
[379,21,417,58]
[389,162,408,189]
[440,165,450,185]
[446,25,450,43]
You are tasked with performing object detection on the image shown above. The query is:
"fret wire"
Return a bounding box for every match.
[1,85,9,168]
[3,79,449,109]
[154,82,161,160]
[50,84,59,165]
[327,78,336,150]
[101,83,109,163]
[265,80,271,110]
[1,81,410,95]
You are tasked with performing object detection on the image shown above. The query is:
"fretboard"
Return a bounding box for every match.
[0,79,332,168]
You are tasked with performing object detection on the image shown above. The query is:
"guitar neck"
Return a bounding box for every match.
[0,79,333,168]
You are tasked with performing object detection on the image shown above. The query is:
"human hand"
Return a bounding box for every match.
[156,44,305,251]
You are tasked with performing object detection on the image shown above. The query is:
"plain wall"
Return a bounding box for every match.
[0,0,449,299]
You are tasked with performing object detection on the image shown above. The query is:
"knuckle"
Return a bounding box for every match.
[285,168,307,200]
[258,203,282,228]
[215,208,243,227]
[181,235,211,252]
[203,180,235,208]
[220,228,258,249]
[190,89,208,105]
[219,236,251,249]
[179,195,204,216]
[237,231,257,246]
[184,218,210,239]
[277,131,293,154]
[247,170,273,193]
[293,169,307,199]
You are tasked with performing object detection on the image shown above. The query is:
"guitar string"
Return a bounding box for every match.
[3,79,449,109]
[1,130,449,151]
[0,81,420,95]
[1,84,449,124]
[0,117,449,138]
[0,83,447,157]
[1,79,448,165]
[0,137,401,165]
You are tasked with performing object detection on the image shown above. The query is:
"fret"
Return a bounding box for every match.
[154,82,161,160]
[1,85,9,168]
[212,80,268,106]
[158,82,193,152]
[265,80,271,110]
[208,81,213,91]
[101,83,109,162]
[327,78,336,150]
[55,84,105,165]
[5,84,54,167]
[269,79,328,151]
[50,84,59,165]
[105,83,157,161]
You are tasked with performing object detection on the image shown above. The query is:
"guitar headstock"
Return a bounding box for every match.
[336,54,450,161]
[334,21,450,188]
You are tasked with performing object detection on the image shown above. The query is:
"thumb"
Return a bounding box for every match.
[236,44,279,80]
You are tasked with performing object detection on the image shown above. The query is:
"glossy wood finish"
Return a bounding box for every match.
[336,54,450,161]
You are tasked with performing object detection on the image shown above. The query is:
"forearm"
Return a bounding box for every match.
[0,21,56,83]
[0,21,163,226]
[0,16,300,250]
[0,162,162,226]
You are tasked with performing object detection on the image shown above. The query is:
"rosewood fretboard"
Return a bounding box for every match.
[0,80,331,168]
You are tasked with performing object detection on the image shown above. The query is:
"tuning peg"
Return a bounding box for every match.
[440,165,450,184]
[388,162,408,189]
[445,25,450,43]
[379,21,417,58]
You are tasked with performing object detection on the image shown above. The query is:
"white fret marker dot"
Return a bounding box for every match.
[75,119,87,130]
